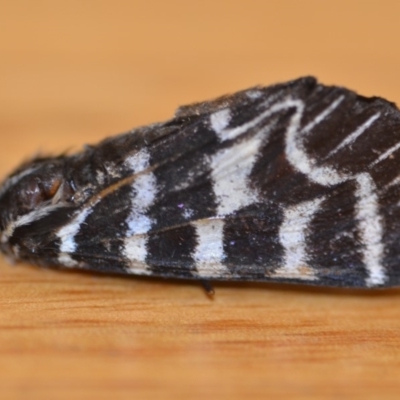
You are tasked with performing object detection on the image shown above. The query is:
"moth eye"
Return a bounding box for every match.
[20,178,44,209]
[20,176,62,209]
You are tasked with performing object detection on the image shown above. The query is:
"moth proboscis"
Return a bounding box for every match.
[1,76,400,290]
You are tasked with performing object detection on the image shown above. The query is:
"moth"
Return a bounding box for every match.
[1,76,400,289]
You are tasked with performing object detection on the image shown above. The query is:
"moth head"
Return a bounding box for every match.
[0,156,75,258]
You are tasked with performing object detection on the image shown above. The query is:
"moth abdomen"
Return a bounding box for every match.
[1,76,400,288]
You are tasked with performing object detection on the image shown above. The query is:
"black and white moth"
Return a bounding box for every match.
[1,76,400,288]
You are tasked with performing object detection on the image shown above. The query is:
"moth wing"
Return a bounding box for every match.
[57,76,400,287]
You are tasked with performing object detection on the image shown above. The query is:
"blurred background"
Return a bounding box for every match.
[1,1,400,399]
[1,0,400,169]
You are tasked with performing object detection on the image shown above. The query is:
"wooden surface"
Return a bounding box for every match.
[1,1,400,399]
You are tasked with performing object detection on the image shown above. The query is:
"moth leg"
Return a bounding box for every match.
[200,280,215,297]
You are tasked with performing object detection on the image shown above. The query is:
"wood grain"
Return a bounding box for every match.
[1,1,400,399]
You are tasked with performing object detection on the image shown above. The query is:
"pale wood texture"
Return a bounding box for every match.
[1,1,400,399]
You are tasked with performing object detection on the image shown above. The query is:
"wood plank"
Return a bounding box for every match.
[1,1,400,399]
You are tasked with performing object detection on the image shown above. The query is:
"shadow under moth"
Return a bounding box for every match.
[1,76,400,289]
